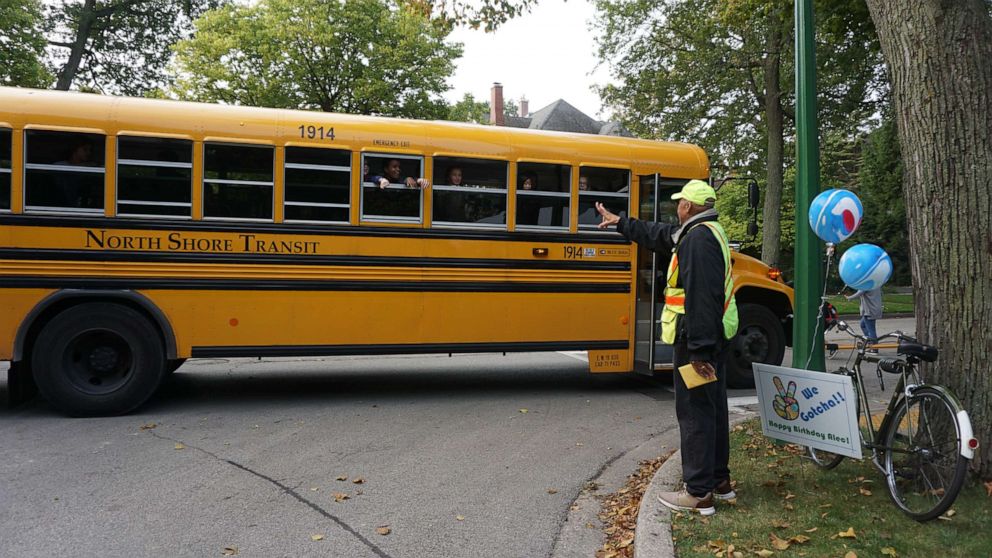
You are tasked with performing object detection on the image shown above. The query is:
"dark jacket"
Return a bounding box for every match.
[617,212,727,362]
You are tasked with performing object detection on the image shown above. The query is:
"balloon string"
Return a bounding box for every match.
[804,243,833,370]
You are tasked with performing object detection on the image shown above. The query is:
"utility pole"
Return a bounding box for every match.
[792,0,825,371]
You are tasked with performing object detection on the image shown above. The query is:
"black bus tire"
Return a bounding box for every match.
[725,303,786,389]
[31,303,166,417]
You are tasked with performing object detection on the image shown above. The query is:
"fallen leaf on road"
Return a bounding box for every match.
[838,527,857,538]
[352,477,365,484]
[222,546,238,556]
[333,493,350,502]
[519,409,528,413]
[310,534,324,541]
[547,488,558,494]
[456,515,465,521]
[140,423,157,431]
[174,443,185,450]
[376,526,391,536]
[310,487,320,492]
[336,476,347,481]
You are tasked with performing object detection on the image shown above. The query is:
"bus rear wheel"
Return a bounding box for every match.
[31,303,166,417]
[725,303,785,389]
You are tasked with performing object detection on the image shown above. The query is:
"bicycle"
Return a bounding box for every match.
[806,320,978,521]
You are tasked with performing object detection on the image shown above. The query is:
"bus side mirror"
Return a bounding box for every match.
[748,181,759,209]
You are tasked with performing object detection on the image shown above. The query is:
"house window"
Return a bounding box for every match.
[203,143,274,220]
[578,167,630,230]
[117,136,193,218]
[516,162,570,230]
[361,153,424,223]
[284,147,351,223]
[24,130,105,213]
[432,157,508,228]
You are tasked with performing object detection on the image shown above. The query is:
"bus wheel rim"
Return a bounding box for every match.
[62,330,134,395]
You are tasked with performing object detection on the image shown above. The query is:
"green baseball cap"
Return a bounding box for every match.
[671,179,717,206]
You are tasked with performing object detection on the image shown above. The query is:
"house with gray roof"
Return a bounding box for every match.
[489,83,632,137]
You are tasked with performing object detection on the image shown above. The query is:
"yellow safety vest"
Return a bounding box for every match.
[660,221,739,345]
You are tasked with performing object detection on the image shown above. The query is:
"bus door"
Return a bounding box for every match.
[633,175,687,374]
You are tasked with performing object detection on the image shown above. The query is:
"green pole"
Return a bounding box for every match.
[792,0,825,371]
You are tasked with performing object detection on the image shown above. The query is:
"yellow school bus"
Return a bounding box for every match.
[0,87,793,415]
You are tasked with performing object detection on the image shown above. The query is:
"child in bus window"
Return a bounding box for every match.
[520,172,537,191]
[370,158,431,189]
[447,166,463,186]
[579,175,590,191]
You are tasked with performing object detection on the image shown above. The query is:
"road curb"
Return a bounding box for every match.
[634,412,757,558]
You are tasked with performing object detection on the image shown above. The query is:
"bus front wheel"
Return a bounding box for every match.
[31,303,167,417]
[725,303,786,389]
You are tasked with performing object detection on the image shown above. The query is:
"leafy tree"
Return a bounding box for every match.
[851,118,909,285]
[593,0,884,267]
[447,93,491,123]
[864,0,992,476]
[171,0,461,118]
[0,0,51,87]
[46,0,224,95]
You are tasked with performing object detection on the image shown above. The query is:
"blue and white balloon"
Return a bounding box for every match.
[808,189,863,244]
[839,243,892,291]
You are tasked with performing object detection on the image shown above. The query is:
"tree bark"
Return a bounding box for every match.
[55,0,97,91]
[864,0,992,477]
[761,19,785,266]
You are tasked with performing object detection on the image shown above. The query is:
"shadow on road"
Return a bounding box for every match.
[1,354,676,416]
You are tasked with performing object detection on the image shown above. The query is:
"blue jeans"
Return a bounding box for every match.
[860,316,878,344]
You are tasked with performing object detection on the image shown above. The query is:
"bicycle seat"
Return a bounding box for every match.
[897,340,939,362]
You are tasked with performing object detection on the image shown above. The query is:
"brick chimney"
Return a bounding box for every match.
[519,96,529,118]
[490,82,505,126]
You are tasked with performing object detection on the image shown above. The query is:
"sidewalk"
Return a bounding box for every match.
[633,316,915,557]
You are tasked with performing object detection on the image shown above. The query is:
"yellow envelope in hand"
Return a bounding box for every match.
[678,363,717,389]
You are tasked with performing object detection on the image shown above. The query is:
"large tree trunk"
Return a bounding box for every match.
[761,20,785,266]
[55,0,97,91]
[864,0,992,477]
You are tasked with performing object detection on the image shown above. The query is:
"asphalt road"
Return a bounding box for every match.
[0,317,914,558]
[0,352,692,558]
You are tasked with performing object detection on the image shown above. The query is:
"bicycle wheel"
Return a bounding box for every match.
[808,446,845,469]
[883,387,969,521]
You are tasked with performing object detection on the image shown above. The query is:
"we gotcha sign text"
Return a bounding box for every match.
[753,364,862,459]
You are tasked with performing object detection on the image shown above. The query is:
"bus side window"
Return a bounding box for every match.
[431,156,507,228]
[284,147,350,223]
[516,162,570,230]
[203,143,274,220]
[578,167,630,230]
[361,153,423,223]
[24,130,105,213]
[0,129,10,211]
[117,136,193,218]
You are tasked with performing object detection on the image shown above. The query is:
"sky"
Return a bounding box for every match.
[443,0,612,120]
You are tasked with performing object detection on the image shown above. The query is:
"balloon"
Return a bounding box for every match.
[808,189,863,244]
[839,244,892,291]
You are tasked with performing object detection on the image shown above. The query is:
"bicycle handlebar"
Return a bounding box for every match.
[835,320,913,344]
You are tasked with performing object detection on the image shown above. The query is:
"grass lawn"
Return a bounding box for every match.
[671,419,991,558]
[827,292,915,316]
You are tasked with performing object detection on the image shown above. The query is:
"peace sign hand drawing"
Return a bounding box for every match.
[772,376,800,420]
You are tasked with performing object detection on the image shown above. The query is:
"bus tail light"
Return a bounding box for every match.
[767,268,783,281]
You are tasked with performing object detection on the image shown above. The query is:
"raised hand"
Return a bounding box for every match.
[596,202,619,229]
